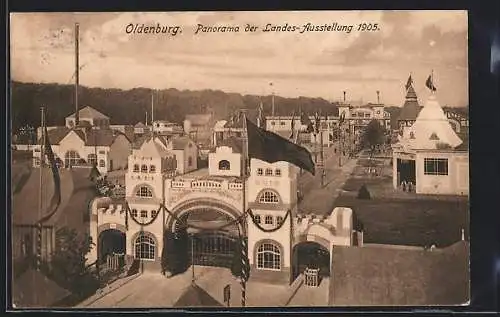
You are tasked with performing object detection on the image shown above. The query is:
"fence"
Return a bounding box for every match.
[304,267,320,287]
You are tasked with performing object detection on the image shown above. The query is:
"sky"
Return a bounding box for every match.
[10,11,468,107]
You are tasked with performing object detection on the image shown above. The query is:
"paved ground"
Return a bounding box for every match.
[298,144,358,215]
[78,266,294,308]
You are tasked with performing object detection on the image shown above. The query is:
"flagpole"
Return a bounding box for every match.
[37,107,45,271]
[431,69,435,95]
[241,113,248,307]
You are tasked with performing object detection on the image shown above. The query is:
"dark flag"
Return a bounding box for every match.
[43,125,61,215]
[246,118,315,175]
[339,111,346,124]
[301,112,314,133]
[405,74,413,90]
[425,75,437,91]
[290,111,295,139]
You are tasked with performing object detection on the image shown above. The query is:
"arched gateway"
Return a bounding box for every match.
[164,198,245,273]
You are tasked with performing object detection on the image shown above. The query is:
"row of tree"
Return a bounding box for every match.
[11,81,340,132]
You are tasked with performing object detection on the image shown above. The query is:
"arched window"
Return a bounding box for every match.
[265,168,273,176]
[259,190,280,204]
[257,242,281,270]
[64,150,80,167]
[133,164,140,172]
[136,186,153,198]
[135,234,155,260]
[218,160,231,170]
[87,154,97,166]
[149,165,156,173]
[141,164,148,173]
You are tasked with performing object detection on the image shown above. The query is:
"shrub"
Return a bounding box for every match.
[357,184,371,200]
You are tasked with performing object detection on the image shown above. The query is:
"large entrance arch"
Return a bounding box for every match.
[292,241,330,281]
[164,199,244,276]
[98,229,126,264]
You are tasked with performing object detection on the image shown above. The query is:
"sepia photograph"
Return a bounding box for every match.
[9,10,469,308]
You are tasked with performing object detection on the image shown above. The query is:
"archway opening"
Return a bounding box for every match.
[98,229,126,264]
[292,241,330,281]
[163,207,242,277]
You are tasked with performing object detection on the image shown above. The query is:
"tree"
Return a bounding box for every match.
[361,120,385,157]
[48,227,99,296]
[357,184,371,200]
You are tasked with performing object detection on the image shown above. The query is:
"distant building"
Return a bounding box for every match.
[109,124,135,141]
[65,106,110,129]
[212,108,258,147]
[151,120,184,135]
[132,135,198,175]
[134,122,151,136]
[337,103,391,135]
[33,127,132,175]
[392,95,469,196]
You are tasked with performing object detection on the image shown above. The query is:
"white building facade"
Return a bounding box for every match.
[88,137,361,284]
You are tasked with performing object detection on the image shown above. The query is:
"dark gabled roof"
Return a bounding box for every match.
[173,283,223,307]
[13,268,72,308]
[12,167,97,231]
[172,136,194,150]
[38,127,71,145]
[40,128,128,147]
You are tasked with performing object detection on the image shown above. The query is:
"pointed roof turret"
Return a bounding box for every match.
[398,85,422,122]
[401,95,463,150]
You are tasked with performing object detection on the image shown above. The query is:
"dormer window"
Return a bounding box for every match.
[265,168,273,176]
[141,164,148,173]
[133,164,140,172]
[218,160,231,170]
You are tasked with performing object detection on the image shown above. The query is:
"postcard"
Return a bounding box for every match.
[10,10,469,308]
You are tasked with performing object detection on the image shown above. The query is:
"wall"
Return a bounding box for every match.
[208,151,241,177]
[415,151,469,196]
[108,134,131,171]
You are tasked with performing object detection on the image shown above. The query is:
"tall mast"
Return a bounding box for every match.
[74,23,80,126]
[431,69,435,95]
[151,91,154,125]
[37,107,45,271]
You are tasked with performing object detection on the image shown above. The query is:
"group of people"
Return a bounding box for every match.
[400,180,414,192]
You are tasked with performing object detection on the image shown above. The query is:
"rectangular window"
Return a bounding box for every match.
[424,158,448,175]
[265,168,273,176]
[257,168,263,176]
[99,160,105,167]
[131,209,138,217]
[275,169,281,176]
[265,215,273,225]
[271,121,276,125]
[99,150,106,154]
[140,210,148,218]
[151,210,158,218]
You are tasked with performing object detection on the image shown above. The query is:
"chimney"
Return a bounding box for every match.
[343,91,346,103]
[377,91,380,104]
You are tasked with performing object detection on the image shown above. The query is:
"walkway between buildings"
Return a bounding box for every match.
[286,277,330,307]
